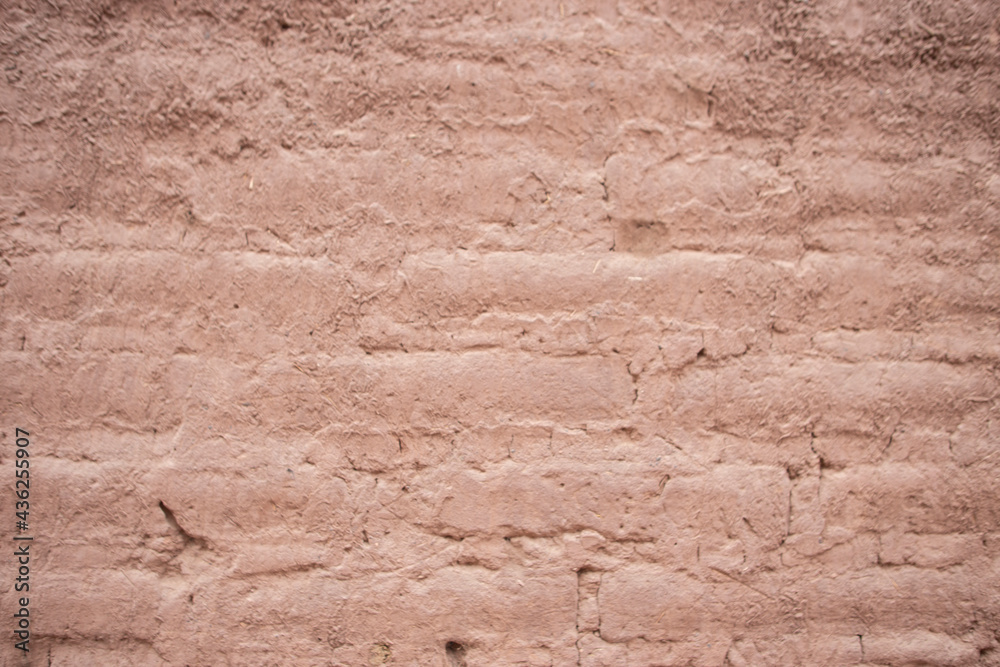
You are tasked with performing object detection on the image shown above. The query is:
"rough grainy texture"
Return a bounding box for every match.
[1,0,999,664]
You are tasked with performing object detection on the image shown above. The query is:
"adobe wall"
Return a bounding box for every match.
[2,1,999,664]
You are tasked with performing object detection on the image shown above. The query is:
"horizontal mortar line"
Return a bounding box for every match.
[0,246,847,265]
[9,249,1000,280]
[3,347,995,367]
[7,348,997,368]
[13,312,1000,333]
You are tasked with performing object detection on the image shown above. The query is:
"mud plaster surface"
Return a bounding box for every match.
[2,0,1000,665]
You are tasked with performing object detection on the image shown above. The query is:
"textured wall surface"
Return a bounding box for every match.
[2,0,1000,665]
